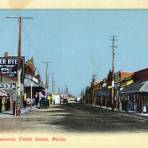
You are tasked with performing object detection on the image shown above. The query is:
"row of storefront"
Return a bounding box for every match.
[82,68,148,113]
[0,53,45,113]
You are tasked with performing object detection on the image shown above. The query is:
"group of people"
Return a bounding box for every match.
[22,91,51,109]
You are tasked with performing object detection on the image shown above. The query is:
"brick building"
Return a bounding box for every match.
[134,68,148,82]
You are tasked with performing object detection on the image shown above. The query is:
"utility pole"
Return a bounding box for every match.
[30,81,33,111]
[43,62,52,99]
[91,74,96,105]
[6,16,33,116]
[52,73,56,94]
[65,85,68,95]
[111,35,118,111]
[58,88,60,95]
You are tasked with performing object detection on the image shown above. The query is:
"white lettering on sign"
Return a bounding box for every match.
[0,58,18,65]
[0,83,16,89]
[0,59,7,64]
[0,57,19,77]
[7,59,17,65]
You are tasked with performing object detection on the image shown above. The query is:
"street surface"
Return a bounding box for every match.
[0,103,148,133]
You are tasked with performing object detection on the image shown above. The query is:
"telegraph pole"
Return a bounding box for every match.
[52,73,56,94]
[58,88,60,95]
[65,85,68,95]
[91,74,96,105]
[111,35,118,111]
[6,16,33,116]
[43,62,52,99]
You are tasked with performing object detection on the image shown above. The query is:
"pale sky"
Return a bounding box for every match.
[0,10,148,95]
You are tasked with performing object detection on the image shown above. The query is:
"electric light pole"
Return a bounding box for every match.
[43,62,53,99]
[52,73,56,94]
[6,16,33,116]
[111,35,118,111]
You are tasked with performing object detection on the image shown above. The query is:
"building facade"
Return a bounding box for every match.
[83,68,148,113]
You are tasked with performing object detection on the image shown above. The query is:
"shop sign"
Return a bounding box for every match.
[121,80,134,87]
[0,57,18,77]
[127,80,134,86]
[0,56,25,83]
[0,83,16,89]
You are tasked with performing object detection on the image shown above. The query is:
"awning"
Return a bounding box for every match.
[24,78,42,87]
[96,88,110,97]
[120,80,148,94]
[39,92,45,98]
[0,90,8,97]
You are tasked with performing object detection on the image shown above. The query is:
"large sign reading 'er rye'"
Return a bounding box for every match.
[0,57,18,77]
[0,56,25,82]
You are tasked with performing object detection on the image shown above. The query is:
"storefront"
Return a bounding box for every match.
[96,87,111,107]
[0,90,9,112]
[120,80,148,113]
[24,78,43,97]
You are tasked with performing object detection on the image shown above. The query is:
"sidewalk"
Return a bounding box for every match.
[84,104,148,117]
[0,107,37,118]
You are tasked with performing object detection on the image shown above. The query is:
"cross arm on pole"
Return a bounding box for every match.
[5,16,33,19]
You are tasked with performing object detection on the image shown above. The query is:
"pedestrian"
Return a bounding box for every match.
[35,94,39,107]
[23,99,27,108]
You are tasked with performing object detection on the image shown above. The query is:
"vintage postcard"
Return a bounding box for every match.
[0,0,148,148]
